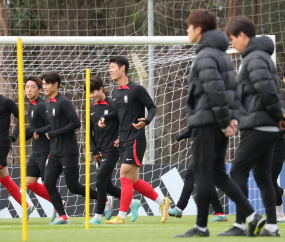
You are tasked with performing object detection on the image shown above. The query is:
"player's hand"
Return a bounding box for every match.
[98,117,106,128]
[132,118,146,130]
[94,152,102,162]
[114,139,119,147]
[8,135,16,143]
[224,126,234,137]
[45,133,50,140]
[34,132,40,140]
[279,114,285,130]
[229,119,238,132]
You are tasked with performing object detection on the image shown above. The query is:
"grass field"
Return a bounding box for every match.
[0,215,284,242]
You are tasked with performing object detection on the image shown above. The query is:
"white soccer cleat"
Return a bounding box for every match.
[51,200,67,222]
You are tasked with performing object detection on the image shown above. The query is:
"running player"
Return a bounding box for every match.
[169,128,228,222]
[85,76,140,224]
[99,56,171,224]
[35,71,106,225]
[0,94,34,219]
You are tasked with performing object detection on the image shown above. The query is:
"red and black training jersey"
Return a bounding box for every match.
[103,80,156,142]
[11,96,50,155]
[90,96,119,155]
[38,92,81,156]
[0,95,19,147]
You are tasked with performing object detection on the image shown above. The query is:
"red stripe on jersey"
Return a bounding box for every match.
[30,100,36,106]
[133,139,141,167]
[48,97,57,103]
[118,84,130,90]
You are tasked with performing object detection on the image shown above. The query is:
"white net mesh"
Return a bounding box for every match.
[0,42,258,218]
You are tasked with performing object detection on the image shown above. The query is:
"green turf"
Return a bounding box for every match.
[0,215,284,241]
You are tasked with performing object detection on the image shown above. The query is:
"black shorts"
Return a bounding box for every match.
[27,153,49,182]
[0,146,10,169]
[119,139,146,167]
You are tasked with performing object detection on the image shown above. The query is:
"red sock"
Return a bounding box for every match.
[60,215,68,220]
[27,182,51,202]
[0,175,29,207]
[133,179,158,201]
[119,178,133,212]
[216,213,225,216]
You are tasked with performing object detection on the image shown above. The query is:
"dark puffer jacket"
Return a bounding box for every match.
[186,29,239,130]
[237,35,284,130]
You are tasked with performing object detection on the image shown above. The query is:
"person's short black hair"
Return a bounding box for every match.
[109,56,129,75]
[84,76,104,93]
[25,75,42,89]
[41,71,61,88]
[282,67,285,78]
[225,16,256,38]
[187,10,217,33]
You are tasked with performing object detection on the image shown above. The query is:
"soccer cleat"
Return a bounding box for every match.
[217,226,247,236]
[27,205,35,219]
[49,216,70,225]
[247,213,266,237]
[168,207,182,218]
[131,199,141,222]
[209,215,228,222]
[86,217,102,224]
[105,215,126,224]
[159,197,172,223]
[20,205,35,223]
[277,214,285,223]
[104,196,114,220]
[259,228,280,237]
[51,200,67,222]
[175,227,210,237]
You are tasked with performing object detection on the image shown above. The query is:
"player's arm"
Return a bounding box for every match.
[176,128,192,142]
[34,104,51,138]
[132,85,156,130]
[7,98,20,142]
[198,56,230,133]
[99,110,118,128]
[247,58,284,122]
[47,99,81,139]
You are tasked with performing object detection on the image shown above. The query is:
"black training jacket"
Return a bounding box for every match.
[38,92,81,156]
[237,35,284,130]
[103,80,156,142]
[90,97,119,155]
[186,29,239,130]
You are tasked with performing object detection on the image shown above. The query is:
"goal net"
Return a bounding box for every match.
[0,35,277,218]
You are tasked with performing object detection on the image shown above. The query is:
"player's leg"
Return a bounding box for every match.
[0,147,33,218]
[44,155,69,224]
[272,149,285,222]
[253,139,280,236]
[170,162,194,218]
[63,154,98,199]
[208,185,228,222]
[26,154,51,203]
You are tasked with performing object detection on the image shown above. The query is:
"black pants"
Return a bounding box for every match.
[192,126,254,227]
[272,148,285,206]
[96,148,121,215]
[230,129,279,224]
[176,162,224,214]
[44,154,98,216]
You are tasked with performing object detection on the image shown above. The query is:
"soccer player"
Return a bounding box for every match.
[35,71,102,225]
[272,132,285,223]
[85,76,140,224]
[175,11,264,238]
[224,16,285,237]
[99,56,171,224]
[0,95,34,219]
[169,128,228,222]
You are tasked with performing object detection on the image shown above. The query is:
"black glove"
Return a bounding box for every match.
[175,128,192,142]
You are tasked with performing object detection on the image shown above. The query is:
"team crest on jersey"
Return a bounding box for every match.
[124,95,128,103]
[52,108,55,116]
[104,110,108,115]
[31,110,34,118]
